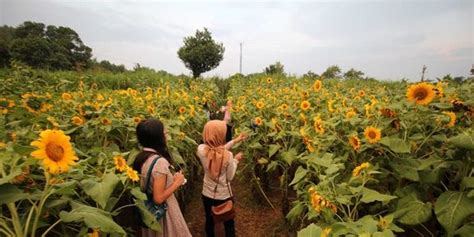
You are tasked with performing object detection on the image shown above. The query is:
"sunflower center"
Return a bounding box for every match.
[368,131,377,139]
[46,143,64,162]
[414,89,427,100]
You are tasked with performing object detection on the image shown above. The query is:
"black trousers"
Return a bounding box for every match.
[202,195,235,237]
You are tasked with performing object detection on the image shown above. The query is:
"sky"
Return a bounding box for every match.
[1,0,472,80]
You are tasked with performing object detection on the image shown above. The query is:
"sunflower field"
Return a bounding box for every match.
[1,63,473,237]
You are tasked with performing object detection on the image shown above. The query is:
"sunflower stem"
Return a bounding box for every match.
[31,172,52,237]
[6,203,23,237]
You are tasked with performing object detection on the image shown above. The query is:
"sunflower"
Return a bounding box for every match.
[345,109,357,119]
[147,105,156,114]
[133,116,142,124]
[30,129,78,174]
[352,162,370,177]
[406,82,435,105]
[364,126,382,144]
[280,103,289,110]
[310,190,336,213]
[114,155,127,172]
[313,80,322,92]
[435,82,445,97]
[349,136,361,151]
[266,77,273,83]
[442,111,456,127]
[301,91,309,98]
[255,117,263,126]
[61,92,73,101]
[327,99,335,113]
[101,118,112,125]
[126,166,139,182]
[47,116,60,128]
[88,229,99,237]
[178,106,186,114]
[22,93,44,113]
[71,116,84,126]
[322,228,332,237]
[313,117,324,135]
[0,98,15,114]
[0,141,6,149]
[256,101,265,110]
[301,100,311,111]
[358,90,366,97]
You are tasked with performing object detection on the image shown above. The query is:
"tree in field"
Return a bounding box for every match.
[264,61,285,75]
[0,25,15,67]
[344,68,365,79]
[321,65,341,79]
[8,21,92,70]
[177,28,224,78]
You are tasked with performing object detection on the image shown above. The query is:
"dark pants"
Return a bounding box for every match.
[202,195,235,237]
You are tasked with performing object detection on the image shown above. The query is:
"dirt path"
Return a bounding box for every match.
[183,174,292,237]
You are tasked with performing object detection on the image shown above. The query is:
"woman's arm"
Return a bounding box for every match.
[152,171,184,204]
[225,133,248,150]
[226,152,243,181]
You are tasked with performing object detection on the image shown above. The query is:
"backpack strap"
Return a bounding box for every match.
[144,154,160,196]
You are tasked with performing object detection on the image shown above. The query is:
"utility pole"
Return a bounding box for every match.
[239,43,242,74]
[421,65,427,82]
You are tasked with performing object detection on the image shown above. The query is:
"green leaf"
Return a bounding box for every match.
[380,137,410,153]
[289,166,308,186]
[431,103,453,109]
[373,230,395,237]
[266,161,278,172]
[390,158,420,181]
[269,144,281,157]
[307,153,333,168]
[0,184,28,204]
[131,186,147,200]
[361,188,397,204]
[281,148,297,165]
[0,168,22,185]
[455,223,474,237]
[449,132,474,150]
[286,202,304,224]
[59,202,125,234]
[80,172,120,209]
[297,223,322,237]
[52,181,78,195]
[135,200,162,232]
[393,185,432,225]
[462,177,474,189]
[435,191,474,235]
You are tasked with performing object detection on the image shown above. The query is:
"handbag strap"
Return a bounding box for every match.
[144,155,160,197]
[212,156,233,199]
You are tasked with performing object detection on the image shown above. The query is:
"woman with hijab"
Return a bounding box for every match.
[196,120,246,237]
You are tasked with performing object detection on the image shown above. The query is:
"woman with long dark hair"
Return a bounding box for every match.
[133,118,191,237]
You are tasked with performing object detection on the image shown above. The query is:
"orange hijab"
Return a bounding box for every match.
[202,120,229,180]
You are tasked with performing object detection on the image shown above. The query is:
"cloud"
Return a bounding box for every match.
[2,0,473,80]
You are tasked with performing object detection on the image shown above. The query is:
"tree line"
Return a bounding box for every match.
[0,21,127,72]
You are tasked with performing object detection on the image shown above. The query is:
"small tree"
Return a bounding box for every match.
[344,68,365,79]
[177,28,224,78]
[264,61,285,75]
[322,65,341,79]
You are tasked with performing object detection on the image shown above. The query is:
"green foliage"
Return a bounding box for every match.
[4,21,92,70]
[177,28,225,78]
[321,65,341,79]
[344,68,365,79]
[264,61,285,75]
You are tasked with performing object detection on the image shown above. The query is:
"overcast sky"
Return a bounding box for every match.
[1,0,472,80]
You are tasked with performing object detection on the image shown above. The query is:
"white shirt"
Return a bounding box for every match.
[196,144,239,200]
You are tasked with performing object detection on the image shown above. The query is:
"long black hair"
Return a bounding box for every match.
[133,118,174,172]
